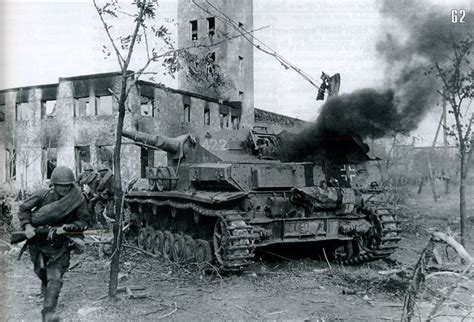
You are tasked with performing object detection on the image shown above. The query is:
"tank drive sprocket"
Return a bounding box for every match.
[213,217,256,270]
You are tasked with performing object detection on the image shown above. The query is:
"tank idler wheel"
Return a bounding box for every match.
[138,228,146,249]
[184,235,196,263]
[153,231,164,257]
[195,239,212,264]
[162,231,175,261]
[145,229,155,253]
[172,234,185,263]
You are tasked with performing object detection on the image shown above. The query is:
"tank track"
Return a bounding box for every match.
[127,198,257,270]
[337,204,402,265]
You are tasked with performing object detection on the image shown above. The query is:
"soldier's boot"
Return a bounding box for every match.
[42,312,60,322]
[41,279,62,322]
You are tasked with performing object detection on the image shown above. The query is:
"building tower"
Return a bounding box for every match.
[177,0,254,129]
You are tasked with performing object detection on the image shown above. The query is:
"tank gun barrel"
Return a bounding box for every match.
[122,130,197,161]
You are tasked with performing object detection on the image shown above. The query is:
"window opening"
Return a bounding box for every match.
[140,96,154,117]
[41,100,57,119]
[74,146,90,176]
[97,95,113,115]
[15,103,28,121]
[5,149,16,180]
[219,113,229,129]
[184,104,191,122]
[74,97,92,117]
[204,108,210,125]
[238,56,244,77]
[0,105,5,122]
[231,116,240,130]
[190,20,198,40]
[42,147,57,180]
[140,147,154,178]
[207,52,216,75]
[207,17,215,37]
[97,145,114,170]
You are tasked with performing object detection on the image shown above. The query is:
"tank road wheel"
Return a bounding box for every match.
[195,239,212,264]
[138,228,146,249]
[153,231,164,257]
[184,235,196,263]
[172,234,185,262]
[162,231,175,261]
[145,229,155,253]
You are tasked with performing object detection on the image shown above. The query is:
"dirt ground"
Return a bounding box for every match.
[1,183,473,321]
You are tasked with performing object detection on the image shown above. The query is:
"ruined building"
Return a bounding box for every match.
[0,0,305,191]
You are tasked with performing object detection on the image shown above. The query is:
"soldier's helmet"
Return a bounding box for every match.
[97,164,109,172]
[50,166,76,185]
[83,163,93,171]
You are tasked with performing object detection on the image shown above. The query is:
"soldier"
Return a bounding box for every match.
[76,163,98,190]
[76,163,100,228]
[94,164,116,230]
[19,166,90,322]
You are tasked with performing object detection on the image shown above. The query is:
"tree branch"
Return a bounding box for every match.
[123,0,147,69]
[93,0,125,69]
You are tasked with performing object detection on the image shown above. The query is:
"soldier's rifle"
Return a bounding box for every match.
[10,226,97,245]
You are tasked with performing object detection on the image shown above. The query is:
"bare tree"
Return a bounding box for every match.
[430,35,474,246]
[93,0,246,299]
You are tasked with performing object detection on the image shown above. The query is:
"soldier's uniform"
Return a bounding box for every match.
[19,166,90,322]
[76,163,100,227]
[94,164,116,228]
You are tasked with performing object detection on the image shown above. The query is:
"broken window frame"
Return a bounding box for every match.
[41,100,57,119]
[207,17,215,37]
[73,97,92,117]
[190,20,198,40]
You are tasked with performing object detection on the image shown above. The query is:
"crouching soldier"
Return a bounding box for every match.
[19,166,90,322]
[94,164,116,230]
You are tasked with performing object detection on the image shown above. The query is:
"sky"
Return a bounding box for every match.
[1,0,472,146]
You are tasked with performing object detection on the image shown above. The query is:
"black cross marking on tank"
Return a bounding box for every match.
[340,164,356,182]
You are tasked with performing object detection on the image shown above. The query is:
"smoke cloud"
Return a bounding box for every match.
[279,1,472,162]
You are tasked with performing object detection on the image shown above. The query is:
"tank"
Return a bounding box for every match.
[122,128,401,270]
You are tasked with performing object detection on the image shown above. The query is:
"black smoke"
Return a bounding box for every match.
[278,1,472,162]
